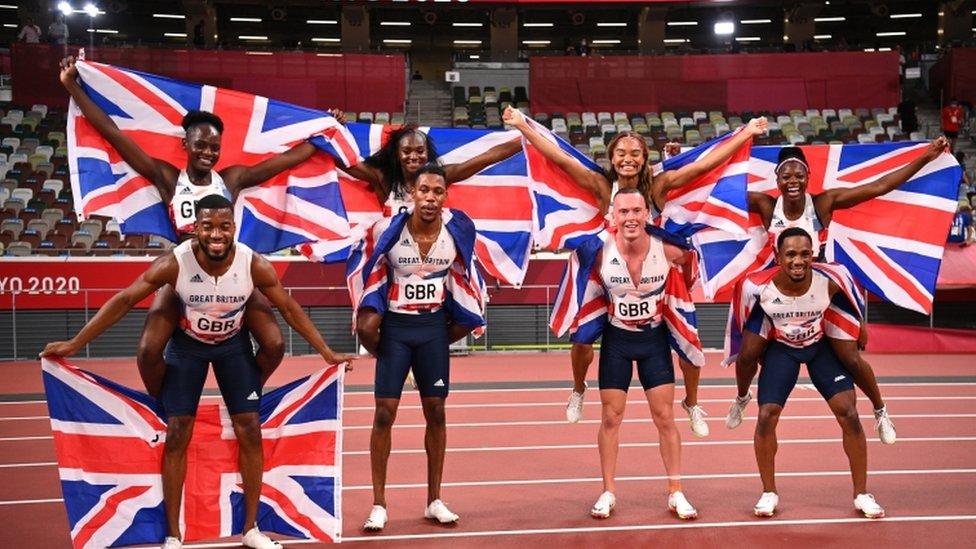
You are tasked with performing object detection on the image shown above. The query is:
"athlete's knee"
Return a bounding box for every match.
[833,401,862,434]
[257,330,285,362]
[231,414,262,448]
[422,399,446,427]
[373,403,398,431]
[650,404,675,428]
[164,416,195,453]
[571,342,594,363]
[601,407,624,430]
[755,406,781,435]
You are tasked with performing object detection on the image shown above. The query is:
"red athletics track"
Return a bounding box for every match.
[1,352,975,547]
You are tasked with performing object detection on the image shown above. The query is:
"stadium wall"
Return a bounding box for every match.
[11,44,406,115]
[529,51,901,114]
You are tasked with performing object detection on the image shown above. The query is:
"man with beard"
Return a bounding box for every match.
[41,195,354,549]
[732,227,884,519]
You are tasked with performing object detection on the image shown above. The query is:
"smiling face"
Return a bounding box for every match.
[398,132,429,177]
[609,135,646,181]
[194,207,235,261]
[183,124,222,174]
[611,191,649,241]
[410,173,447,223]
[776,160,809,202]
[776,234,814,283]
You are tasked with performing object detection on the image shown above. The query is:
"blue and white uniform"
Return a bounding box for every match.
[162,240,262,416]
[169,170,233,238]
[376,222,456,399]
[597,235,676,391]
[750,274,854,407]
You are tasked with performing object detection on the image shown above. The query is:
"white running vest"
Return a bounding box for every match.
[768,193,823,252]
[170,170,232,237]
[383,192,413,218]
[759,274,830,348]
[173,240,254,343]
[599,235,669,331]
[386,222,457,314]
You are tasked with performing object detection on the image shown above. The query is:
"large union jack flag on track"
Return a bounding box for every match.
[67,59,357,253]
[693,142,961,313]
[42,357,343,548]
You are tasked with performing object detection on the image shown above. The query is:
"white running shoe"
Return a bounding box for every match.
[874,407,897,445]
[726,391,753,430]
[424,499,460,523]
[681,401,710,438]
[667,491,698,520]
[363,505,388,531]
[754,492,779,517]
[566,382,587,423]
[161,537,182,549]
[854,493,886,519]
[242,527,282,549]
[591,491,616,519]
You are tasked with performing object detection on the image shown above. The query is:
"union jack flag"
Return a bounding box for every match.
[41,357,343,548]
[724,262,864,365]
[309,122,542,287]
[548,227,705,367]
[67,59,357,254]
[655,129,752,238]
[693,143,961,313]
[346,208,487,333]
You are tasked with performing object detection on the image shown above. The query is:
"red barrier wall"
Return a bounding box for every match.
[11,44,406,115]
[929,47,976,105]
[530,52,901,114]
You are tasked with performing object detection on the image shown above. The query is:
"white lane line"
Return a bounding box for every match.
[342,436,976,456]
[337,414,976,431]
[340,515,976,542]
[4,469,974,506]
[341,467,976,491]
[342,395,976,412]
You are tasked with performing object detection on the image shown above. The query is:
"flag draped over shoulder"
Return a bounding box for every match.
[723,262,865,366]
[548,227,705,367]
[67,60,357,253]
[692,142,961,313]
[41,357,343,548]
[345,208,487,332]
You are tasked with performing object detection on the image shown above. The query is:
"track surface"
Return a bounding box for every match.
[1,352,974,547]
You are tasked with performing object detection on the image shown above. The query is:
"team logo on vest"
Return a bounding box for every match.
[610,257,620,265]
[190,274,204,283]
[773,219,786,227]
[400,238,411,247]
[772,297,783,304]
[179,186,193,195]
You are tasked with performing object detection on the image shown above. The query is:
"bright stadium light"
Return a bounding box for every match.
[83,3,99,18]
[58,2,73,16]
[714,21,735,35]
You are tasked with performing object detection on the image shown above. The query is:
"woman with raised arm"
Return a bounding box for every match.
[61,55,322,393]
[725,136,950,444]
[504,105,768,436]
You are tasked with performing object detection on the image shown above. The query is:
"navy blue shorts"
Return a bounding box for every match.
[758,339,855,407]
[375,310,450,399]
[161,329,262,417]
[598,324,674,391]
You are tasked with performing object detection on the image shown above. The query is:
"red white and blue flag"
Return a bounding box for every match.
[66,59,357,256]
[42,357,343,548]
[548,227,705,367]
[693,143,961,313]
[655,129,752,238]
[346,208,487,333]
[724,263,864,365]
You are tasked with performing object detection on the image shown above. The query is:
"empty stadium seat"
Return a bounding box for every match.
[5,241,30,256]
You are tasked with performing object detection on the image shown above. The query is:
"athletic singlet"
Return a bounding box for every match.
[768,193,824,252]
[386,221,457,314]
[599,234,669,331]
[759,274,830,348]
[170,170,232,237]
[173,240,254,344]
[382,192,413,217]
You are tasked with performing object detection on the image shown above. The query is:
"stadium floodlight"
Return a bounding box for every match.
[58,2,73,16]
[83,3,99,18]
[714,21,734,35]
